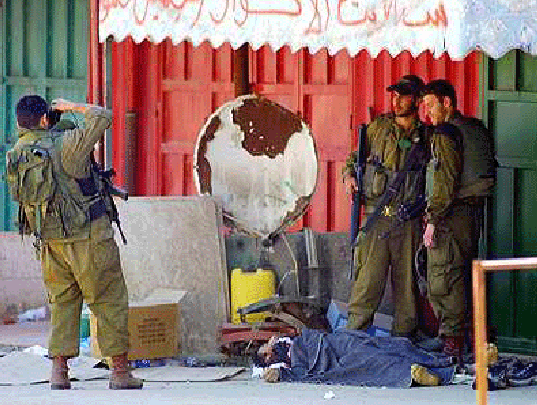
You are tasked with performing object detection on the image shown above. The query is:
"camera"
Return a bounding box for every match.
[46,109,62,128]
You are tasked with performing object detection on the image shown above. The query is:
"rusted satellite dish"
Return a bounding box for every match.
[194,95,318,239]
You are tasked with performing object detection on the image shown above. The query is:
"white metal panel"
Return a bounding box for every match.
[194,95,318,238]
[99,0,537,59]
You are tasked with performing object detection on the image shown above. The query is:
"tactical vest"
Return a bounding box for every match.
[5,130,106,241]
[363,116,428,214]
[450,113,496,198]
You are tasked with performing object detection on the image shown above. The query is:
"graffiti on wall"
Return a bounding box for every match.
[99,0,448,32]
[98,0,458,56]
[98,0,537,59]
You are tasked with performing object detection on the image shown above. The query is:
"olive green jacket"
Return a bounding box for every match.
[344,114,426,213]
[13,107,113,241]
[425,124,463,225]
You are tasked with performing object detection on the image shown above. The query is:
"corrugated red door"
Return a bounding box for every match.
[109,41,480,233]
[251,47,353,233]
[249,47,480,233]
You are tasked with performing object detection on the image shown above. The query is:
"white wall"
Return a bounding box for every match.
[0,197,228,356]
[114,197,228,356]
[0,234,46,317]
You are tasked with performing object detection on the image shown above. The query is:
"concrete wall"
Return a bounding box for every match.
[0,198,393,354]
[0,234,46,317]
[113,197,228,356]
[225,230,394,316]
[0,197,229,357]
[225,231,352,305]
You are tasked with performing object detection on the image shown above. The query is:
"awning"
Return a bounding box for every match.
[99,1,537,59]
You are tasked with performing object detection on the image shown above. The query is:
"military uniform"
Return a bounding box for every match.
[426,113,495,339]
[425,123,466,338]
[345,114,427,335]
[11,107,129,358]
[449,111,496,199]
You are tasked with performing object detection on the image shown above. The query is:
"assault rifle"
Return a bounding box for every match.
[348,124,368,280]
[98,168,129,201]
[359,139,429,239]
[92,159,129,245]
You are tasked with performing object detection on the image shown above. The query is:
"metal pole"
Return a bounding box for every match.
[473,259,487,405]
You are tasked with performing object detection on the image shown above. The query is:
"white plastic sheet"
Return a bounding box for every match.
[99,0,537,59]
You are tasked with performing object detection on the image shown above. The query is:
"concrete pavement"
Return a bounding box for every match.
[1,321,537,404]
[1,376,537,405]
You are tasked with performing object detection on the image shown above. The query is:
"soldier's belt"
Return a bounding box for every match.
[364,205,396,217]
[382,205,396,217]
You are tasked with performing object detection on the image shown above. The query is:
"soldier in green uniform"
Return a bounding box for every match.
[6,95,142,390]
[343,75,428,337]
[421,80,496,357]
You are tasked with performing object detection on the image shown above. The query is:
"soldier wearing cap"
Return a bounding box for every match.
[343,75,428,338]
[421,80,496,358]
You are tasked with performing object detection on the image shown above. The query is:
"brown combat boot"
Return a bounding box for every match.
[109,353,143,390]
[50,356,71,390]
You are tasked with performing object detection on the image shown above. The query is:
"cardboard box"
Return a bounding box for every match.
[90,289,186,360]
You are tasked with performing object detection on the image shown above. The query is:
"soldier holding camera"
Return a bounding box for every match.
[6,95,142,390]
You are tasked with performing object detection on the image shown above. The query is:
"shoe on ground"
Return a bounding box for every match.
[505,359,526,381]
[472,364,508,391]
[109,371,144,389]
[509,362,537,387]
[263,367,280,383]
[109,353,143,390]
[411,364,440,386]
[488,364,508,389]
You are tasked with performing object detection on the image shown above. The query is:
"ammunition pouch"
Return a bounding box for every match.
[364,163,389,198]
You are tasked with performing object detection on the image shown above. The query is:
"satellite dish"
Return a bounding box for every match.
[194,95,318,240]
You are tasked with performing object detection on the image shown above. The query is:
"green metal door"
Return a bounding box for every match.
[482,51,537,354]
[1,0,87,231]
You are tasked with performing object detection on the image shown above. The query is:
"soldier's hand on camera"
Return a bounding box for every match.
[343,175,358,194]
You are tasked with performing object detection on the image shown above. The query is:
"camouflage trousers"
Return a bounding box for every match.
[427,203,480,337]
[41,217,129,358]
[347,216,422,335]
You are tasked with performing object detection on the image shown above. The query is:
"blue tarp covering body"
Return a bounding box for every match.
[281,329,455,388]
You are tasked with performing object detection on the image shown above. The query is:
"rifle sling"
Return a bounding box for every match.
[360,141,428,236]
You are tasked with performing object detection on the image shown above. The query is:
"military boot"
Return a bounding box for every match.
[109,353,143,390]
[50,356,71,390]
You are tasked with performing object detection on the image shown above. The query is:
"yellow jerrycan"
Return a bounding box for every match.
[230,268,275,324]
